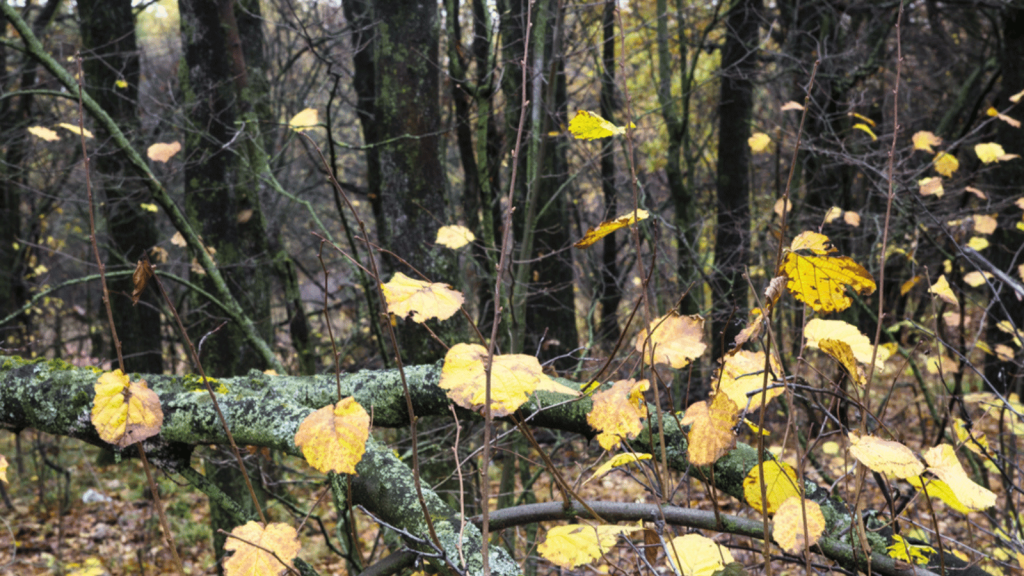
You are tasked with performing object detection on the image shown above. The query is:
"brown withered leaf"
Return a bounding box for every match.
[131,259,154,305]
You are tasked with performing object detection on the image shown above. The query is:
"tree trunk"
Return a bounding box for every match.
[598,0,622,346]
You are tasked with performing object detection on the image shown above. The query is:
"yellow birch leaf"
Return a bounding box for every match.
[772,496,825,554]
[667,534,734,576]
[0,454,7,483]
[586,453,652,484]
[971,214,998,234]
[918,177,944,197]
[288,108,319,131]
[538,524,641,569]
[27,126,60,141]
[224,521,300,576]
[681,393,738,467]
[57,122,94,139]
[575,209,649,248]
[953,418,995,459]
[743,460,800,514]
[804,318,890,370]
[901,275,922,295]
[966,186,987,200]
[843,211,861,227]
[773,197,792,217]
[848,432,924,478]
[923,444,997,510]
[913,131,942,153]
[887,534,934,565]
[967,236,989,251]
[852,123,877,140]
[779,231,876,314]
[435,225,475,249]
[928,274,959,307]
[170,231,187,247]
[714,349,783,412]
[293,397,370,475]
[906,476,971,514]
[91,370,163,449]
[996,320,1022,346]
[995,344,1015,362]
[976,142,1014,164]
[381,272,464,323]
[824,206,843,224]
[819,338,866,386]
[934,152,959,177]
[587,379,649,450]
[147,141,181,163]
[963,271,992,288]
[749,132,771,153]
[139,203,158,213]
[568,110,631,140]
[781,101,804,111]
[986,107,1021,128]
[634,312,707,369]
[439,343,579,417]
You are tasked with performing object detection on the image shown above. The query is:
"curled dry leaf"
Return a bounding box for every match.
[965,186,987,200]
[381,272,464,323]
[91,370,163,449]
[293,397,370,475]
[170,231,187,247]
[764,275,787,307]
[131,259,154,305]
[681,393,738,467]
[575,209,649,248]
[772,496,825,554]
[779,231,876,314]
[743,460,800,514]
[435,225,475,249]
[224,521,301,576]
[780,100,804,111]
[587,379,649,450]
[848,432,924,479]
[852,123,877,140]
[146,141,181,163]
[538,524,641,569]
[634,312,706,369]
[923,444,997,510]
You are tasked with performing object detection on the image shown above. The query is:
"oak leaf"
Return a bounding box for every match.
[772,496,825,554]
[381,272,464,323]
[634,312,706,368]
[538,524,640,569]
[667,534,734,576]
[848,432,924,478]
[587,379,649,450]
[575,209,649,248]
[779,231,876,314]
[293,397,370,475]
[224,521,301,576]
[743,460,800,514]
[91,370,163,449]
[682,393,738,467]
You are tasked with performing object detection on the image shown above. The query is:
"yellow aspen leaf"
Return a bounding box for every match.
[139,203,158,213]
[918,177,944,197]
[819,338,866,386]
[57,122,94,139]
[963,271,992,288]
[587,379,649,450]
[995,344,1015,362]
[293,397,370,475]
[772,496,825,554]
[906,476,971,514]
[575,209,649,248]
[224,521,301,576]
[900,276,921,295]
[971,214,998,234]
[27,126,60,141]
[667,534,734,576]
[823,206,843,224]
[849,112,876,127]
[967,236,989,251]
[848,432,924,478]
[170,231,187,247]
[803,318,890,370]
[681,393,738,467]
[887,534,934,565]
[781,101,804,111]
[146,141,181,163]
[748,132,771,153]
[568,110,631,140]
[923,444,997,510]
[435,225,475,249]
[773,197,792,217]
[743,460,800,514]
[0,454,7,483]
[586,453,652,484]
[381,272,464,323]
[779,231,876,314]
[928,274,959,307]
[996,320,1022,346]
[288,108,319,131]
[91,370,163,449]
[634,312,706,369]
[976,142,1020,163]
[913,131,942,153]
[843,211,861,227]
[538,524,641,569]
[713,349,783,412]
[986,106,1022,128]
[953,418,995,459]
[852,123,877,140]
[966,186,988,199]
[439,343,579,417]
[934,152,959,177]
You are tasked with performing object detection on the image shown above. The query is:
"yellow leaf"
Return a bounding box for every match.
[953,418,995,459]
[849,112,876,127]
[918,177,944,197]
[748,132,771,153]
[568,110,630,140]
[804,318,890,370]
[772,496,825,554]
[634,312,707,369]
[293,397,370,475]
[819,338,866,386]
[887,534,934,565]
[224,521,301,576]
[996,320,1022,347]
[146,141,181,163]
[926,355,960,374]
[538,524,641,569]
[934,152,959,177]
[928,274,959,307]
[852,123,877,140]
[67,557,106,576]
[780,231,876,313]
[967,236,989,251]
[27,126,60,141]
[381,272,464,323]
[906,476,971,514]
[0,454,7,484]
[170,231,187,247]
[435,225,475,249]
[289,108,319,131]
[743,460,800,514]
[781,101,804,111]
[733,311,765,348]
[1011,88,1024,103]
[965,186,987,199]
[963,271,992,288]
[586,453,652,484]
[57,122,94,139]
[995,344,1015,362]
[681,393,738,467]
[575,209,649,248]
[140,203,158,213]
[923,444,997,510]
[667,534,734,576]
[843,211,861,227]
[970,214,998,234]
[975,142,1019,163]
[912,131,942,153]
[823,206,843,224]
[713,349,783,412]
[587,379,649,450]
[115,79,128,89]
[91,370,163,449]
[987,107,1021,128]
[438,343,579,417]
[773,197,792,217]
[848,432,924,478]
[237,209,254,224]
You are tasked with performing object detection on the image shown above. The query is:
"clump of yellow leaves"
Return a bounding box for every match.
[848,432,924,478]
[224,521,301,576]
[778,231,876,314]
[587,379,649,450]
[923,444,997,510]
[681,393,738,467]
[772,496,825,554]
[538,524,641,569]
[568,110,632,140]
[743,460,800,514]
[667,534,734,576]
[435,225,475,249]
[91,370,163,449]
[585,453,652,484]
[575,209,649,249]
[293,397,370,475]
[887,535,934,565]
[634,312,706,369]
[712,350,782,412]
[439,343,579,417]
[381,272,464,323]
